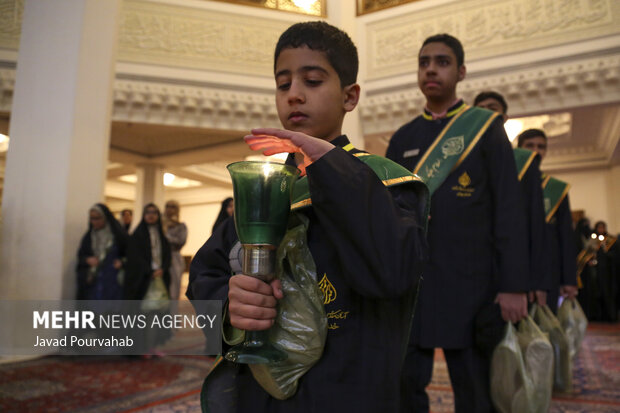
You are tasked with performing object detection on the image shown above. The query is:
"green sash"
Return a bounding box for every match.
[413,106,499,195]
[291,150,429,223]
[541,175,570,223]
[513,148,537,182]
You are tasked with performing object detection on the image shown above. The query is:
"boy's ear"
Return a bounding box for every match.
[343,83,360,112]
[458,65,466,82]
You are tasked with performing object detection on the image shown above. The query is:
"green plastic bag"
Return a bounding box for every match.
[557,298,588,359]
[531,303,572,392]
[491,317,553,413]
[517,316,553,413]
[248,214,327,400]
[491,323,532,413]
[140,277,170,312]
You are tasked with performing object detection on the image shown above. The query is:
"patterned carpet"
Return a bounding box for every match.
[0,323,617,412]
[0,355,212,413]
[429,322,620,413]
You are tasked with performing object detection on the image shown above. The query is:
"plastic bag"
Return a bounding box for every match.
[531,304,572,392]
[248,214,327,400]
[490,317,554,413]
[517,316,553,413]
[557,298,588,359]
[140,277,169,312]
[490,323,532,413]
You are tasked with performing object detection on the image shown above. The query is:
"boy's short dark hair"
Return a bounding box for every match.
[474,91,508,114]
[274,21,358,87]
[517,128,547,147]
[421,34,464,67]
[121,209,132,215]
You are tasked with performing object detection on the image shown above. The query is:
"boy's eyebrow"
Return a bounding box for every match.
[418,53,452,60]
[275,65,329,78]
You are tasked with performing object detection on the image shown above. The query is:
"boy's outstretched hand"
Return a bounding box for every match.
[245,128,335,176]
[228,274,284,331]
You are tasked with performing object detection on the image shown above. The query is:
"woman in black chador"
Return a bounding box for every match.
[212,197,233,234]
[76,203,127,300]
[124,203,172,353]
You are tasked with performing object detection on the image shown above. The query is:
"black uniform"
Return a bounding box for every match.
[544,195,578,313]
[187,136,428,413]
[386,102,528,413]
[519,155,551,294]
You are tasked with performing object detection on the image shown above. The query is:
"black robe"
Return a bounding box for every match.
[519,155,550,293]
[386,104,529,349]
[543,195,578,313]
[124,220,172,300]
[187,136,428,413]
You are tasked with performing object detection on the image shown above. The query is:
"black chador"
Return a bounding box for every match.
[187,135,429,413]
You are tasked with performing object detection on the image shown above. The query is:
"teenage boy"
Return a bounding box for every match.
[473,91,509,123]
[517,128,578,312]
[187,21,429,413]
[474,91,550,307]
[386,35,529,413]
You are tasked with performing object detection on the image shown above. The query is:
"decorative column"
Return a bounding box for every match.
[0,0,121,300]
[133,163,166,223]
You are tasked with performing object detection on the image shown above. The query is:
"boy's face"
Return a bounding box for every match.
[274,46,359,141]
[475,97,508,122]
[418,42,465,102]
[521,136,547,159]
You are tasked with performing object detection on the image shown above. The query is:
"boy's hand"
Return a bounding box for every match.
[495,292,528,323]
[245,128,335,176]
[528,290,547,306]
[228,274,284,331]
[560,285,578,299]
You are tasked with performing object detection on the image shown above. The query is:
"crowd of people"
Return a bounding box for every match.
[76,21,618,413]
[76,197,236,303]
[182,23,617,413]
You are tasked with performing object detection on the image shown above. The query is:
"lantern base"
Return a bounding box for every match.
[224,330,287,364]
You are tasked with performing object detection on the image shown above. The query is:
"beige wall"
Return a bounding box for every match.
[179,200,231,260]
[552,166,619,234]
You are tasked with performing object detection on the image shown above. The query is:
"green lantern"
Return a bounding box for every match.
[225,161,299,364]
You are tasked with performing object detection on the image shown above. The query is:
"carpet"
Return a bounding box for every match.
[428,322,620,413]
[0,355,212,413]
[0,323,617,412]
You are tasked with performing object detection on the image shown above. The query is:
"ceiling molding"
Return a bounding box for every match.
[106,165,136,179]
[167,166,232,189]
[112,78,281,130]
[108,147,148,164]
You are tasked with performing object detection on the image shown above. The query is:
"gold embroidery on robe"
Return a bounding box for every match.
[318,273,337,305]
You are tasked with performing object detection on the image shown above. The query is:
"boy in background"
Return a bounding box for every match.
[387,35,529,413]
[474,91,550,307]
[517,128,578,312]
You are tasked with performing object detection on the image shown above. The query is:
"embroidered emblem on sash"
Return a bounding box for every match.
[318,273,337,305]
[441,136,464,158]
[452,171,475,197]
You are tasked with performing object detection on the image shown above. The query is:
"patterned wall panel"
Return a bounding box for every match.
[366,0,620,79]
[0,0,22,51]
[117,0,291,76]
